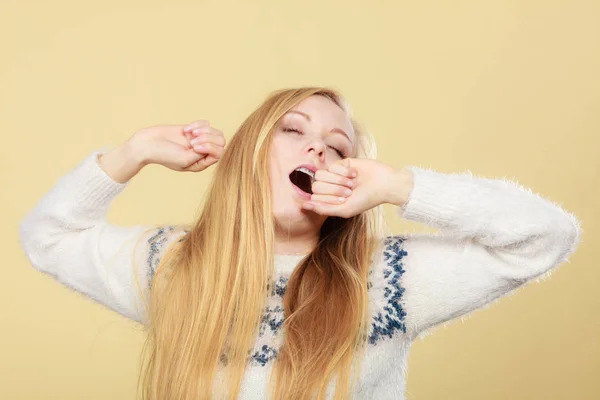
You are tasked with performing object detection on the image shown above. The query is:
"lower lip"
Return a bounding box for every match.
[290,180,311,200]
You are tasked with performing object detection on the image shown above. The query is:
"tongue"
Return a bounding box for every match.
[289,170,313,194]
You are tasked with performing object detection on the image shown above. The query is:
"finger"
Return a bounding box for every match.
[191,142,223,159]
[182,124,211,144]
[314,169,355,188]
[195,154,219,170]
[182,150,219,172]
[181,149,209,170]
[309,194,347,204]
[202,155,219,167]
[190,132,226,148]
[183,120,210,133]
[301,200,345,217]
[329,159,357,178]
[191,126,224,138]
[311,181,353,197]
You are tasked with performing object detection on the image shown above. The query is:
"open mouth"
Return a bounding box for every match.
[289,167,315,195]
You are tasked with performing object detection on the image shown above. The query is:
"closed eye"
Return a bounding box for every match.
[327,145,345,158]
[283,127,346,158]
[282,127,303,135]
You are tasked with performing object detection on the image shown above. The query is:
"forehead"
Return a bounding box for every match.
[285,95,355,141]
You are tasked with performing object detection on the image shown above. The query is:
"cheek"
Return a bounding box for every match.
[269,137,292,173]
[268,143,286,186]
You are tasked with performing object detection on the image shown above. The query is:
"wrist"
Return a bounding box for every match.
[97,142,146,184]
[123,138,152,168]
[385,167,414,208]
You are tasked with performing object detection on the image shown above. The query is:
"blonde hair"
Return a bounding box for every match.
[137,87,385,399]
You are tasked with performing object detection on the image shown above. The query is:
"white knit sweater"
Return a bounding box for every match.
[18,149,582,399]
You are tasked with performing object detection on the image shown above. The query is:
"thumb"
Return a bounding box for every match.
[182,149,217,172]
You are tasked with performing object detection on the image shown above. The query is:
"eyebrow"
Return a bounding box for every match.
[286,110,353,143]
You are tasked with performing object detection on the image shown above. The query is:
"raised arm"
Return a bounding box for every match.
[18,147,188,325]
[18,122,224,325]
[370,166,582,342]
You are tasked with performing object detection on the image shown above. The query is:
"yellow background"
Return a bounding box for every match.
[2,1,598,399]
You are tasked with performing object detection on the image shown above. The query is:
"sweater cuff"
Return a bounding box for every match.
[69,147,131,212]
[396,166,469,228]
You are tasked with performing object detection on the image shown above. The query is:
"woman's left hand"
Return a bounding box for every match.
[302,158,408,218]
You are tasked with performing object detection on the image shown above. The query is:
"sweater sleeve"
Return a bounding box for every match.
[18,149,188,325]
[369,166,582,343]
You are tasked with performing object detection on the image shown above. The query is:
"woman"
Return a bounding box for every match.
[19,87,582,399]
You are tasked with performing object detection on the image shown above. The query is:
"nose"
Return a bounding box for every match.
[307,140,326,163]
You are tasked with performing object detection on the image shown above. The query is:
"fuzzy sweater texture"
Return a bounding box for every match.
[18,148,583,399]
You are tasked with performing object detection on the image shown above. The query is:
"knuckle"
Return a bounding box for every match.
[189,120,209,129]
[194,132,207,142]
[193,126,209,134]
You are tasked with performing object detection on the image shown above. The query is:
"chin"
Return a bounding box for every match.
[273,204,312,223]
[274,206,306,220]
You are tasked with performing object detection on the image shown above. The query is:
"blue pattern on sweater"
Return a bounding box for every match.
[147,226,176,289]
[367,235,408,344]
[249,278,288,366]
[146,226,189,289]
[258,305,285,336]
[250,345,279,367]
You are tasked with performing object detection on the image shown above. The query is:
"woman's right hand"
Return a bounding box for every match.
[130,120,226,173]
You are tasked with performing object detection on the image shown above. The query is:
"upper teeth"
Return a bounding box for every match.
[295,167,315,182]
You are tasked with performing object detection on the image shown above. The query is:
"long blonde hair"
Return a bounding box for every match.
[137,87,385,399]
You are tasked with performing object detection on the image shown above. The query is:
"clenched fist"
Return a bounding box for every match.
[130,120,226,173]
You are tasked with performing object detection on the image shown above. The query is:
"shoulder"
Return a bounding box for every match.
[367,235,410,344]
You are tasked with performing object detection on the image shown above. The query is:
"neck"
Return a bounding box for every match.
[273,229,317,256]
